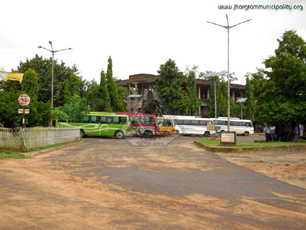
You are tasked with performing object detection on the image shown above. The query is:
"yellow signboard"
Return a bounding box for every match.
[3,72,24,83]
[207,124,215,131]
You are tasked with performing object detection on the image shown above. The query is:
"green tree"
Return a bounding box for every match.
[206,76,217,118]
[21,69,51,126]
[85,79,102,111]
[21,69,39,101]
[155,59,185,114]
[0,68,4,90]
[63,71,80,104]
[243,76,255,121]
[186,70,200,115]
[0,69,51,127]
[250,69,267,100]
[0,91,20,127]
[14,55,82,107]
[106,57,125,111]
[257,30,306,125]
[218,80,228,117]
[27,101,51,127]
[207,78,228,118]
[100,70,112,111]
[230,97,240,118]
[52,95,89,122]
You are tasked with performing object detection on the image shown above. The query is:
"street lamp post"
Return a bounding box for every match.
[203,70,227,132]
[38,41,72,109]
[207,14,251,132]
[38,41,72,126]
[236,98,248,119]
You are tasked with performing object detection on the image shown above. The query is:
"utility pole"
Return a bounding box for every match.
[207,14,251,132]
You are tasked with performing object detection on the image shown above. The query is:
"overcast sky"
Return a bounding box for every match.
[1,0,305,85]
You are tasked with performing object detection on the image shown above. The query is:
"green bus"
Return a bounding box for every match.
[56,112,131,139]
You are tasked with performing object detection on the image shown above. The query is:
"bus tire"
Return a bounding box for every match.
[244,131,249,136]
[80,129,85,138]
[115,130,124,139]
[137,127,145,135]
[176,130,180,135]
[164,131,170,137]
[144,131,153,138]
[204,131,210,137]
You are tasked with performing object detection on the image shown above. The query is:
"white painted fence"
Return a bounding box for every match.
[0,127,80,151]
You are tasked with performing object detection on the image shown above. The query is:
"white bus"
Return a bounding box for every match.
[215,117,254,136]
[163,115,215,137]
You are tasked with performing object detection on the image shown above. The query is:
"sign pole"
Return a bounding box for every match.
[23,107,25,128]
[18,94,31,128]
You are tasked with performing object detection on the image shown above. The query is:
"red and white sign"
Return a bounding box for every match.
[18,94,31,106]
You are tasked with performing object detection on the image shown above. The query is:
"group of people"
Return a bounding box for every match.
[264,122,301,142]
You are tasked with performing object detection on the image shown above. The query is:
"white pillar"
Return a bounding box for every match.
[198,87,201,99]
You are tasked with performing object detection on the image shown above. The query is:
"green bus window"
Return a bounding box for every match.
[106,117,113,124]
[91,116,97,123]
[101,116,107,123]
[119,117,127,124]
[113,117,119,124]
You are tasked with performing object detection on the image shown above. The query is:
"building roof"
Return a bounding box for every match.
[116,73,245,90]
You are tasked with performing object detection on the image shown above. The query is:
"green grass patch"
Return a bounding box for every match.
[0,139,81,158]
[25,139,82,153]
[195,138,306,147]
[0,152,28,159]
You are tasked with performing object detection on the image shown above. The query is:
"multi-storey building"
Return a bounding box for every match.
[116,73,245,117]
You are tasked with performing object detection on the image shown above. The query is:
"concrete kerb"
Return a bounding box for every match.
[21,140,83,157]
[193,141,306,153]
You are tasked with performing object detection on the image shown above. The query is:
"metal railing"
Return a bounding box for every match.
[0,127,80,151]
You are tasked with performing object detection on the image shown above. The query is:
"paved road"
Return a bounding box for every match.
[0,135,305,229]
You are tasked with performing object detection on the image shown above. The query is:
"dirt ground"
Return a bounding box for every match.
[0,136,306,229]
[215,149,306,189]
[215,134,306,190]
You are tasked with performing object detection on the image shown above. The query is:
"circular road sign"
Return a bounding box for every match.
[18,94,31,106]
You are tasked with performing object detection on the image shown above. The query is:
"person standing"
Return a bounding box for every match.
[293,123,299,142]
[264,123,271,141]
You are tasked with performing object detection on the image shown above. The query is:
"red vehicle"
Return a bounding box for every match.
[116,112,160,138]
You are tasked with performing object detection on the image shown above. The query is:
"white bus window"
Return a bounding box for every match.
[191,120,199,126]
[219,120,227,126]
[246,122,252,127]
[182,120,190,125]
[175,120,182,125]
